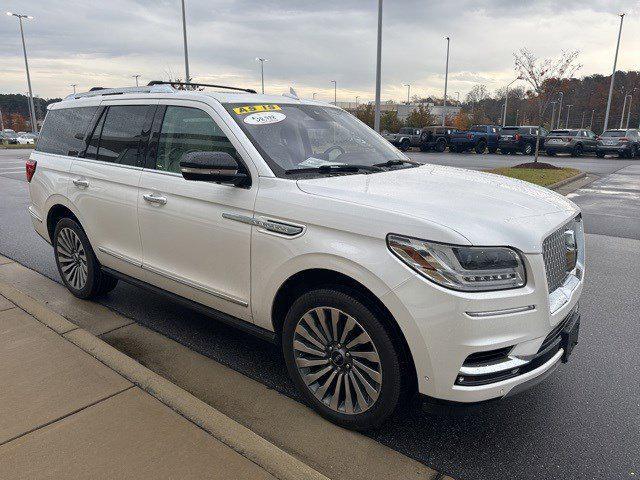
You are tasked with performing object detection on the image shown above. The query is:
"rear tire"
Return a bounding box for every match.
[546,150,556,157]
[474,141,486,154]
[596,152,605,158]
[488,147,497,154]
[571,144,583,157]
[435,138,447,153]
[399,139,411,152]
[282,288,402,431]
[53,217,117,299]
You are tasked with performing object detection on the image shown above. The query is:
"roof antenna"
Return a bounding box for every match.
[282,86,299,100]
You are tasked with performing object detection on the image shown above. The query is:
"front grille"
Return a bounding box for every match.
[542,218,578,292]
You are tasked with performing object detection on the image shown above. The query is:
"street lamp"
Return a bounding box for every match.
[403,84,411,104]
[565,104,573,128]
[373,0,383,132]
[331,80,337,105]
[256,58,268,94]
[70,84,77,94]
[312,92,317,100]
[550,101,557,128]
[502,78,518,127]
[180,0,191,83]
[620,94,632,129]
[557,91,564,129]
[6,12,37,133]
[581,110,586,128]
[604,13,625,131]
[454,91,460,103]
[355,96,359,109]
[131,74,140,87]
[590,109,595,130]
[442,36,450,126]
[515,109,519,126]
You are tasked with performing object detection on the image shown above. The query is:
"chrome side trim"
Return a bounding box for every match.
[28,206,43,223]
[97,246,142,267]
[73,157,143,171]
[142,263,248,307]
[465,305,536,318]
[222,212,304,236]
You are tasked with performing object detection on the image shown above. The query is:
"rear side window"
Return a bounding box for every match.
[154,106,238,174]
[85,105,154,166]
[36,107,98,156]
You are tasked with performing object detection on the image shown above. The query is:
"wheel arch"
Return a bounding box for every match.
[271,268,418,395]
[45,196,85,243]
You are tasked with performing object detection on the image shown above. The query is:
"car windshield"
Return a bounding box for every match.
[550,130,579,136]
[601,131,626,137]
[399,127,414,134]
[225,103,405,176]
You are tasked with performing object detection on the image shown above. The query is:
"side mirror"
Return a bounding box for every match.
[179,151,250,187]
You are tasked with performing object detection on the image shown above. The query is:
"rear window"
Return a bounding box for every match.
[36,107,98,156]
[602,131,626,137]
[501,127,519,132]
[550,130,579,136]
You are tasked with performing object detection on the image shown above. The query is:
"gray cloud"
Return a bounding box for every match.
[1,0,639,100]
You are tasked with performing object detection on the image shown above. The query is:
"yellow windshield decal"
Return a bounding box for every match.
[233,104,282,115]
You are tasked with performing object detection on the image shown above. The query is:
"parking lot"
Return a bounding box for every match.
[1,148,639,479]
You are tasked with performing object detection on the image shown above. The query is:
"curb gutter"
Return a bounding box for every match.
[0,279,330,480]
[549,171,586,191]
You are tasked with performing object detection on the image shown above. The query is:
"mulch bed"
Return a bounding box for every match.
[513,162,560,170]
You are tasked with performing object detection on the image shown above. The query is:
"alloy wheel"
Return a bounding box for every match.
[56,227,88,290]
[292,307,382,415]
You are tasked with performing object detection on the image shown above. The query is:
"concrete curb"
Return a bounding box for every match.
[0,277,329,480]
[549,171,586,191]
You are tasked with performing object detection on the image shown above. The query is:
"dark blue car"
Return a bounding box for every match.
[449,125,501,154]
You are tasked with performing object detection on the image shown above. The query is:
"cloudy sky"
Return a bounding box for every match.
[1,0,639,102]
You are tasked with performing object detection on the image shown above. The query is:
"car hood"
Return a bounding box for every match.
[296,164,580,253]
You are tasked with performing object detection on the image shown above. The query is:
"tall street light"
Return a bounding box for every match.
[620,94,631,129]
[565,104,573,128]
[590,109,595,130]
[256,58,268,94]
[442,36,450,126]
[70,84,77,94]
[312,92,317,100]
[403,83,411,104]
[502,78,518,127]
[604,13,625,131]
[331,80,337,105]
[373,0,383,132]
[180,0,190,83]
[581,110,586,128]
[550,101,557,128]
[7,12,37,133]
[557,91,564,129]
[355,96,359,109]
[131,74,140,87]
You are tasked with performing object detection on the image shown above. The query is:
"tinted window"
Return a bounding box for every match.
[93,105,153,166]
[155,106,238,174]
[602,131,625,137]
[36,107,98,156]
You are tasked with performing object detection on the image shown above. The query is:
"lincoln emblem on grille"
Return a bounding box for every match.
[564,229,577,271]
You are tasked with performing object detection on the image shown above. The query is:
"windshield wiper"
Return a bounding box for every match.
[372,159,422,168]
[285,164,383,175]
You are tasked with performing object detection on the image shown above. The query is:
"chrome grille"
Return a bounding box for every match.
[542,218,578,292]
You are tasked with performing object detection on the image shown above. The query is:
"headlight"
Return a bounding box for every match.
[387,234,526,292]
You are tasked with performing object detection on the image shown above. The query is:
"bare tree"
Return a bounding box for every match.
[514,48,581,162]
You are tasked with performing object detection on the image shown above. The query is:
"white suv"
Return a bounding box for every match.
[27,82,584,429]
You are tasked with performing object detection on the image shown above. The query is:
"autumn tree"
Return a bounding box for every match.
[452,112,471,131]
[354,104,375,128]
[514,48,581,162]
[380,111,403,133]
[405,104,436,128]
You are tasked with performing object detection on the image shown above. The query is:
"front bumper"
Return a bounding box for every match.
[383,249,584,404]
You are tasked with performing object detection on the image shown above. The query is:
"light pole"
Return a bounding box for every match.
[373,0,383,132]
[557,91,564,129]
[0,106,4,131]
[625,96,632,129]
[550,101,557,129]
[454,91,460,103]
[6,12,37,133]
[331,80,337,105]
[256,58,268,94]
[355,96,359,109]
[565,104,573,128]
[515,109,519,126]
[312,92,317,100]
[581,110,586,128]
[442,36,450,126]
[604,13,625,131]
[131,75,140,87]
[70,84,77,94]
[180,0,190,83]
[590,109,595,130]
[502,78,518,127]
[403,84,411,104]
[620,94,631,129]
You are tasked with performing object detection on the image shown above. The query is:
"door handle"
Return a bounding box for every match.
[72,178,89,188]
[142,193,167,206]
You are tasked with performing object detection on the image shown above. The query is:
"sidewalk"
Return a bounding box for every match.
[0,256,327,480]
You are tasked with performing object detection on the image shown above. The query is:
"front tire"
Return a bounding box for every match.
[572,144,583,157]
[53,218,118,299]
[399,139,411,152]
[474,141,487,154]
[282,289,402,430]
[435,138,447,152]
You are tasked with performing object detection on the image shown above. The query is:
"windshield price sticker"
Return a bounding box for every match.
[244,111,286,125]
[233,104,282,115]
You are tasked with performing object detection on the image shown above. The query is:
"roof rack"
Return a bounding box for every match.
[147,80,257,94]
[64,84,175,100]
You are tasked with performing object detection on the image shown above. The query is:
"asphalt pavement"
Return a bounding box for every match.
[1,148,638,479]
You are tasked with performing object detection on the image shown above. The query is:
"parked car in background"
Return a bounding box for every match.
[544,129,598,157]
[449,125,500,154]
[596,129,639,158]
[16,134,35,145]
[382,127,422,151]
[1,129,18,144]
[498,126,548,155]
[419,125,455,152]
